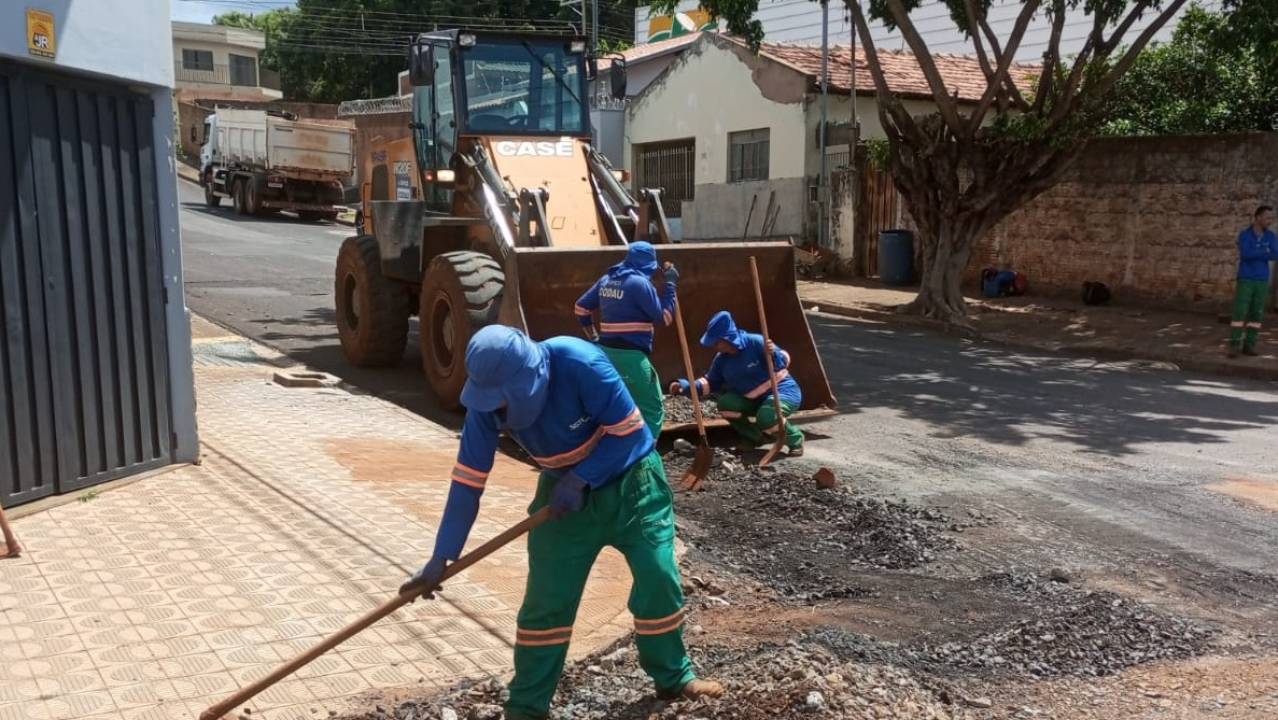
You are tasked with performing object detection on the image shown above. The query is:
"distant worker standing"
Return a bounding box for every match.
[669,310,804,457]
[1228,205,1278,357]
[401,327,722,720]
[574,241,678,434]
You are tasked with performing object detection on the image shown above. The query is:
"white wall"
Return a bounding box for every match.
[637,0,1217,60]
[0,0,174,88]
[626,39,809,186]
[173,38,260,71]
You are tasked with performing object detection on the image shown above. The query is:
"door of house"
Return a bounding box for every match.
[0,62,173,506]
[633,138,695,218]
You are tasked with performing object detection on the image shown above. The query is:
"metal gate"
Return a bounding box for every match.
[0,62,172,507]
[633,138,694,218]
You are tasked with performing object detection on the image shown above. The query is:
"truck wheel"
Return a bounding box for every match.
[231,179,246,215]
[203,171,221,208]
[420,251,505,409]
[245,177,264,216]
[335,235,410,367]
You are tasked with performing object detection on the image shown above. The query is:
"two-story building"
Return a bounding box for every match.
[172,20,280,103]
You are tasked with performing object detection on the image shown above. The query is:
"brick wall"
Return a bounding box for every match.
[974,133,1278,309]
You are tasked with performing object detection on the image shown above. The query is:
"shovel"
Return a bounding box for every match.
[672,295,713,492]
[749,256,788,468]
[0,499,20,559]
[200,507,552,720]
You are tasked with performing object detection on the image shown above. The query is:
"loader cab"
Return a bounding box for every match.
[409,32,594,206]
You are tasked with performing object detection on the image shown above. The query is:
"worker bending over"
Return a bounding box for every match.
[574,241,677,435]
[402,326,721,720]
[670,310,804,457]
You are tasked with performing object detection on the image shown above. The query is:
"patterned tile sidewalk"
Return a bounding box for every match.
[0,316,633,720]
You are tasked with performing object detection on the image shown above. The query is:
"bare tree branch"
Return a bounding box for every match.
[967,0,1040,133]
[962,0,996,79]
[847,0,919,145]
[1091,0,1191,97]
[1101,0,1154,54]
[883,0,966,134]
[1031,0,1067,115]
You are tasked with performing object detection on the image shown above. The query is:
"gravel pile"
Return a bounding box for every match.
[340,637,975,720]
[663,395,720,424]
[915,590,1215,678]
[663,451,958,600]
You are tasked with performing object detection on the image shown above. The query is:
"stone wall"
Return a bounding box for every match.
[975,133,1278,309]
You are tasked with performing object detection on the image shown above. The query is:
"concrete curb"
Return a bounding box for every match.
[807,299,1278,383]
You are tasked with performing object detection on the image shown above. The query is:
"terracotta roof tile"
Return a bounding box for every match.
[599,32,707,70]
[751,39,1039,103]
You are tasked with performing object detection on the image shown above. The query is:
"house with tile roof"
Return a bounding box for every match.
[624,32,1035,242]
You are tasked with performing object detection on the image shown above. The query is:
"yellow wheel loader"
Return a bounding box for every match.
[335,30,835,431]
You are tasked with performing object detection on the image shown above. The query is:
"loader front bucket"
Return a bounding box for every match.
[507,242,837,433]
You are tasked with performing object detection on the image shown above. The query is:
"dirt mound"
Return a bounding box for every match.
[663,395,720,424]
[664,451,958,600]
[340,636,975,720]
[916,589,1215,678]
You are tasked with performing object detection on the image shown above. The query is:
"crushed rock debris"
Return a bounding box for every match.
[663,451,959,599]
[663,395,721,425]
[338,637,976,720]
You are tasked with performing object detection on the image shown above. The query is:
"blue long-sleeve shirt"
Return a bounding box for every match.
[1237,227,1278,282]
[433,337,653,560]
[574,270,675,354]
[681,333,802,407]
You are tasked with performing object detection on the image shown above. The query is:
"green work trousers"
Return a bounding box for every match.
[716,392,804,449]
[505,452,695,719]
[599,344,664,436]
[1230,278,1269,351]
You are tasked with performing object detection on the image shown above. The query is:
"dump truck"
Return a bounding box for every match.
[200,107,355,221]
[335,30,835,430]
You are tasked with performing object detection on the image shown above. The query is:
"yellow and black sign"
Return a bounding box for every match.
[27,8,56,60]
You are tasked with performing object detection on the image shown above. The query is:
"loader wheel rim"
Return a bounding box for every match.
[342,272,360,330]
[430,294,456,372]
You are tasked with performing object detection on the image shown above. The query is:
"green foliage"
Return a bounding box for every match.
[215,0,637,103]
[863,138,891,171]
[1102,4,1277,134]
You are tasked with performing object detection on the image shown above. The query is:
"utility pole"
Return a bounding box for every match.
[817,0,830,249]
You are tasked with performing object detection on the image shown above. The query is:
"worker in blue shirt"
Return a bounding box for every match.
[1229,205,1278,357]
[574,241,678,435]
[669,310,804,456]
[400,326,721,719]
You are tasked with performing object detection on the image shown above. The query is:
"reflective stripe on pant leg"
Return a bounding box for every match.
[1230,280,1260,347]
[506,473,605,719]
[612,453,696,694]
[714,392,762,443]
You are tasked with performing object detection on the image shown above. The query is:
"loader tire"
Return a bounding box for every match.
[420,251,505,410]
[335,235,410,367]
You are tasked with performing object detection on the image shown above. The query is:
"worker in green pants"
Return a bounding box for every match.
[401,326,721,720]
[1228,205,1278,357]
[574,241,678,435]
[670,311,805,457]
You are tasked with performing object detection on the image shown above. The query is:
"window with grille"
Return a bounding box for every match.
[633,138,695,218]
[182,49,213,72]
[728,128,769,182]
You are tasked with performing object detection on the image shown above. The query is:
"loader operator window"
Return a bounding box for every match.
[460,39,586,136]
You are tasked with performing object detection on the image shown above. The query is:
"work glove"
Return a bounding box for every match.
[400,556,448,601]
[670,379,690,396]
[585,326,600,343]
[662,262,680,286]
[548,472,589,519]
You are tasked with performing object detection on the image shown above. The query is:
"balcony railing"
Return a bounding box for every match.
[174,62,280,91]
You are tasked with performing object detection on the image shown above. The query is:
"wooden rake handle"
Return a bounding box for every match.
[748,257,787,460]
[201,507,553,720]
[671,294,709,443]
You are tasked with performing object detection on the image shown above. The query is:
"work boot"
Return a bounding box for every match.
[1242,346,1260,356]
[659,678,725,701]
[787,443,804,458]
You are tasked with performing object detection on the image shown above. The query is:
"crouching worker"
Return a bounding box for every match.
[574,241,678,435]
[670,310,804,457]
[401,326,721,720]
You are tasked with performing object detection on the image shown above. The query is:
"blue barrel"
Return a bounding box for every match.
[878,229,914,286]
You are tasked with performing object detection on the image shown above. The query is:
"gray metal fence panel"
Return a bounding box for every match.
[0,62,173,506]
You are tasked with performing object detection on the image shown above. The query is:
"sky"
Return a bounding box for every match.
[171,0,297,23]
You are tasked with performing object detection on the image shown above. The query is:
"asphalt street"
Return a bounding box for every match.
[178,177,1278,587]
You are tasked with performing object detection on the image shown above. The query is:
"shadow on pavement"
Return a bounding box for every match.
[809,314,1278,456]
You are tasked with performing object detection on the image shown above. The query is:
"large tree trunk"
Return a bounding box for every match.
[900,214,977,328]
